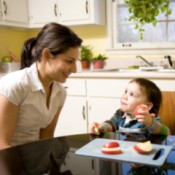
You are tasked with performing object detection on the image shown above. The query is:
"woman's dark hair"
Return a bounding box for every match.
[20,22,83,69]
[130,78,162,115]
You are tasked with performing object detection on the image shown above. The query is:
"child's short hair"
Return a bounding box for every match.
[130,78,162,115]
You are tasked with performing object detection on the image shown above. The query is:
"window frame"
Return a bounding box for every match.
[106,0,175,55]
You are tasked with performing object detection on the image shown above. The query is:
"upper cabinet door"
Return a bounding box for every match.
[59,0,89,21]
[28,0,59,27]
[2,0,28,24]
[0,1,3,21]
[58,0,106,25]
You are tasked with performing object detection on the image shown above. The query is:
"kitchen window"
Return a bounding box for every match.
[106,0,175,54]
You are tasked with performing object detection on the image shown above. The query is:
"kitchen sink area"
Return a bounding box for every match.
[158,69,175,73]
[84,55,175,74]
[90,67,175,73]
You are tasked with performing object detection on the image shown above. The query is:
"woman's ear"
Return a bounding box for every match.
[42,48,52,60]
[146,102,153,111]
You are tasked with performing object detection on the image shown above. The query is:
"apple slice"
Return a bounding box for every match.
[103,142,120,148]
[101,147,122,154]
[134,104,148,116]
[94,127,100,135]
[101,141,122,154]
[134,141,153,154]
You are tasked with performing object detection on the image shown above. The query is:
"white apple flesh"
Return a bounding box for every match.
[101,147,122,154]
[101,141,122,154]
[134,141,152,154]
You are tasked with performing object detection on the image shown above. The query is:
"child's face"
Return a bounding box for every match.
[120,82,148,115]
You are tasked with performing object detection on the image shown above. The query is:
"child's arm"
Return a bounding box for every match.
[90,121,114,135]
[147,118,170,135]
[90,109,122,135]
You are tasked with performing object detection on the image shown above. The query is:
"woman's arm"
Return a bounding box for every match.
[0,95,19,149]
[40,106,63,139]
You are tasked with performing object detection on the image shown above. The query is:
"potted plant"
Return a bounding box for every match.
[91,54,107,69]
[125,0,172,40]
[80,45,93,69]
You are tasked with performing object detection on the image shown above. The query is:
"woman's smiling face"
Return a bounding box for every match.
[45,47,80,83]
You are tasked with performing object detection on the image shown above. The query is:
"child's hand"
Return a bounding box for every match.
[90,122,102,135]
[134,104,155,127]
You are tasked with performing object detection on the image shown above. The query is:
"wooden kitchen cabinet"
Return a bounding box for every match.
[54,96,88,137]
[28,0,59,28]
[0,0,106,28]
[88,98,120,127]
[0,0,3,21]
[0,0,59,28]
[61,150,97,175]
[58,0,106,26]
[0,0,28,27]
[54,79,88,137]
[87,79,128,127]
[54,78,129,136]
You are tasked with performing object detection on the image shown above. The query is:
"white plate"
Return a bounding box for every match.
[158,69,175,73]
[92,68,119,72]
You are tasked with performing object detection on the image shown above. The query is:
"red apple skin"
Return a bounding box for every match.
[103,142,120,148]
[134,104,148,116]
[101,147,122,154]
[101,142,122,154]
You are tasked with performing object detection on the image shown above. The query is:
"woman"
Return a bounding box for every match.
[0,22,82,149]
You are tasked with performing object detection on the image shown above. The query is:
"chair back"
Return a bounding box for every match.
[158,91,175,135]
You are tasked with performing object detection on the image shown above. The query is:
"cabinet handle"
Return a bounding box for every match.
[3,1,7,15]
[54,4,57,17]
[85,0,88,14]
[82,106,85,120]
[91,159,94,170]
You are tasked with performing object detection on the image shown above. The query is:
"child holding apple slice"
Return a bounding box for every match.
[90,78,170,136]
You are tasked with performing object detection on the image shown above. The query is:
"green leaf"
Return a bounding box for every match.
[125,0,172,40]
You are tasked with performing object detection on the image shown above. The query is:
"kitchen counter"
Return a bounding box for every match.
[70,70,175,79]
[0,133,174,175]
[1,69,175,79]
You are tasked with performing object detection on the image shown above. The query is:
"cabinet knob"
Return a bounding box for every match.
[82,106,86,120]
[3,1,7,15]
[85,0,88,14]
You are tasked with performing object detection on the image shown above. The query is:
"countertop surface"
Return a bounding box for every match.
[1,70,175,79]
[70,70,175,79]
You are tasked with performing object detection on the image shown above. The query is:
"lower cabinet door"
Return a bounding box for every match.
[61,151,97,175]
[88,98,120,128]
[54,96,88,137]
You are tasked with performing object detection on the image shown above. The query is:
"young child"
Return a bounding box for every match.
[90,78,169,136]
